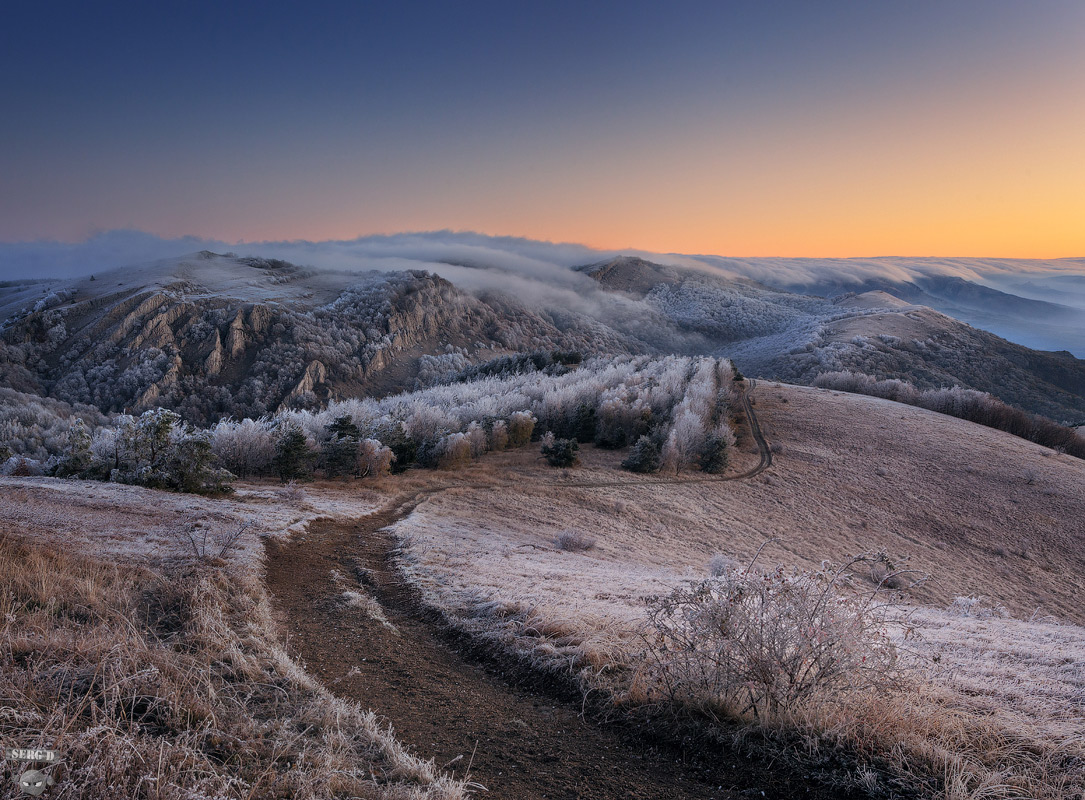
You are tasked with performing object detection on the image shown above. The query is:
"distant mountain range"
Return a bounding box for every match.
[1,249,1083,425]
[2,231,1082,357]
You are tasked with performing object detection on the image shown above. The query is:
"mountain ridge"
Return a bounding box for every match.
[2,251,1083,424]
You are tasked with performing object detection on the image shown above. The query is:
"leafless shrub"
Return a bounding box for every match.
[946,595,1010,619]
[553,529,597,552]
[769,441,784,455]
[276,479,307,505]
[991,545,1008,558]
[1023,469,1037,485]
[868,562,903,590]
[182,517,256,562]
[639,553,911,723]
[707,553,737,577]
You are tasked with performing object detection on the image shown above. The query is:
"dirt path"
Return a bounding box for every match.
[266,505,860,800]
[736,379,773,478]
[262,382,849,799]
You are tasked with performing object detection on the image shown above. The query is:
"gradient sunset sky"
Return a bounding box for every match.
[2,1,1083,257]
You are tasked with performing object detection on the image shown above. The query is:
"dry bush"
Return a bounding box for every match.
[436,433,472,470]
[0,535,467,800]
[553,530,597,552]
[868,562,904,590]
[638,554,906,723]
[182,516,257,562]
[276,478,307,505]
[946,595,1010,619]
[707,553,737,577]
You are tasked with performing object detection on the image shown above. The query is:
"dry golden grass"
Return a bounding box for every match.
[0,490,466,799]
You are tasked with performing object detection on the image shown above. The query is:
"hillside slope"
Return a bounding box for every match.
[581,256,1085,421]
[3,250,1084,424]
[0,253,645,423]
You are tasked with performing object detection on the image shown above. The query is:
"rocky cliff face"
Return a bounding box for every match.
[0,258,644,424]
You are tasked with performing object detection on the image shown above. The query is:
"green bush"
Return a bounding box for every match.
[541,436,580,467]
[273,427,314,483]
[700,434,730,474]
[621,435,661,473]
[322,415,361,478]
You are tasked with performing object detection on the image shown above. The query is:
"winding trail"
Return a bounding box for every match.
[736,379,773,478]
[264,381,836,799]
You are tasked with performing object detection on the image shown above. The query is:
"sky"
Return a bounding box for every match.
[2,0,1084,258]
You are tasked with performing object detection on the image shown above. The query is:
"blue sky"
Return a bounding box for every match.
[2,1,1083,256]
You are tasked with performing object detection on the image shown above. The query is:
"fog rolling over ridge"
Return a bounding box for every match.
[2,230,1083,356]
[2,237,1085,426]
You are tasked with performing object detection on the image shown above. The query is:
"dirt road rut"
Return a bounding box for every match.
[265,508,851,800]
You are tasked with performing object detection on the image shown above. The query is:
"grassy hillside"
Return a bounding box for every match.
[390,384,1085,798]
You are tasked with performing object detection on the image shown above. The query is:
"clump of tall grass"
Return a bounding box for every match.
[553,530,597,552]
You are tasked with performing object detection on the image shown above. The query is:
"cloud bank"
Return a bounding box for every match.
[1,229,1083,354]
[2,229,1083,287]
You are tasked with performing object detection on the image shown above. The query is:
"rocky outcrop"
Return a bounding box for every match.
[109,292,171,345]
[226,310,247,358]
[284,360,327,404]
[133,354,184,411]
[204,329,225,376]
[130,303,194,351]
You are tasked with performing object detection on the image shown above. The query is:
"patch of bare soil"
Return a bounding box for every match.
[265,510,858,800]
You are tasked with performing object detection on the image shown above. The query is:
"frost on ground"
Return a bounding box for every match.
[392,383,1085,798]
[0,476,381,563]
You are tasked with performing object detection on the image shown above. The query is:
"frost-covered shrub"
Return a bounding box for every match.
[0,388,108,462]
[707,553,737,577]
[1,456,45,476]
[436,432,472,470]
[489,419,509,451]
[641,556,903,722]
[210,418,277,477]
[51,419,92,477]
[277,480,307,505]
[69,409,234,494]
[946,596,1009,619]
[358,438,394,478]
[465,421,488,458]
[507,411,536,448]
